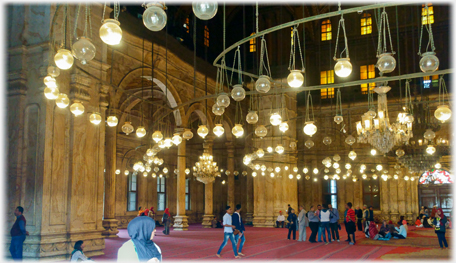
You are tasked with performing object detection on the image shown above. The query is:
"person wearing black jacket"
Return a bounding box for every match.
[433,208,448,249]
[355,206,363,231]
[232,204,246,256]
[287,209,298,240]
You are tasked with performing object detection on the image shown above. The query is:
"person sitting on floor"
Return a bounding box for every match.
[70,240,92,262]
[415,217,423,228]
[392,220,408,239]
[368,221,379,240]
[377,220,391,240]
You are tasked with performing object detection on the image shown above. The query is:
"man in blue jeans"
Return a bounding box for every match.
[316,204,323,242]
[232,204,246,256]
[216,206,241,259]
[10,206,29,260]
[319,204,332,244]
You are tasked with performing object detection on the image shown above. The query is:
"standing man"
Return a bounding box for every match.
[355,206,363,231]
[10,206,29,260]
[308,206,320,243]
[328,204,340,242]
[345,202,356,245]
[276,211,285,228]
[297,205,308,242]
[216,206,240,259]
[362,204,369,236]
[316,204,323,242]
[287,209,298,240]
[232,204,246,256]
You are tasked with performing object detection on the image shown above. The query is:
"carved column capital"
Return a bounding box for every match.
[102,219,119,238]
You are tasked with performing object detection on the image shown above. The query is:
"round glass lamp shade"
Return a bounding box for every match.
[372,174,378,180]
[303,121,317,137]
[192,2,218,20]
[72,37,96,65]
[146,148,154,156]
[333,154,341,162]
[423,129,436,141]
[47,66,60,78]
[426,145,436,155]
[303,167,308,174]
[274,167,281,173]
[275,144,284,154]
[377,53,396,73]
[100,19,122,45]
[246,111,259,124]
[267,147,273,153]
[270,113,282,126]
[172,133,182,145]
[255,125,268,138]
[89,112,102,125]
[434,105,452,123]
[323,136,332,145]
[419,52,439,73]
[324,175,329,180]
[279,122,289,132]
[360,164,366,170]
[288,174,294,179]
[216,93,230,108]
[305,175,310,180]
[152,131,163,142]
[345,135,356,146]
[313,168,319,174]
[297,174,301,180]
[197,125,209,138]
[124,170,130,176]
[143,3,167,32]
[396,148,405,157]
[231,84,246,101]
[136,126,147,138]
[435,163,442,169]
[256,148,264,158]
[164,138,173,148]
[345,163,351,170]
[44,87,59,100]
[252,172,257,177]
[370,149,377,155]
[334,58,352,77]
[260,165,267,171]
[348,150,357,160]
[334,114,343,124]
[293,167,299,173]
[255,75,271,93]
[287,70,304,88]
[54,49,74,70]
[333,162,340,169]
[106,115,118,127]
[145,166,152,172]
[182,129,193,140]
[213,124,224,137]
[44,76,57,88]
[376,164,383,171]
[212,104,225,116]
[305,139,314,149]
[70,101,84,116]
[122,122,134,135]
[232,124,244,138]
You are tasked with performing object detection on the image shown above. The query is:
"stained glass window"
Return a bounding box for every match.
[419,169,453,184]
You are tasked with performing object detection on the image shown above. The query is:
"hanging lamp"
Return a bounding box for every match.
[333,4,352,77]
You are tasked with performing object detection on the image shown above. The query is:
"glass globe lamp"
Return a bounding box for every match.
[143,3,167,32]
[225,170,231,175]
[347,169,352,175]
[334,58,352,77]
[212,104,225,116]
[334,114,343,124]
[54,49,74,70]
[72,37,96,65]
[252,171,257,177]
[275,167,281,173]
[305,139,314,149]
[44,76,57,88]
[152,131,164,143]
[231,84,246,102]
[303,121,317,137]
[163,138,173,148]
[404,175,409,181]
[124,170,130,176]
[435,163,442,169]
[255,125,268,138]
[254,164,260,170]
[256,148,264,158]
[267,147,273,153]
[297,174,301,180]
[192,1,218,20]
[122,122,134,135]
[333,162,339,169]
[394,174,398,180]
[197,125,209,138]
[292,167,298,173]
[313,168,318,174]
[288,174,294,179]
[348,150,357,160]
[323,136,332,145]
[324,175,329,180]
[305,175,310,180]
[287,70,304,88]
[372,174,378,180]
[270,113,282,126]
[70,100,84,116]
[213,124,224,137]
[423,129,436,141]
[405,114,414,124]
[99,19,122,45]
[136,126,147,138]
[89,112,102,125]
[395,149,405,157]
[183,129,193,140]
[434,105,452,123]
[260,165,266,171]
[158,140,166,148]
[377,52,396,73]
[426,145,436,155]
[370,149,377,155]
[345,135,356,145]
[275,144,284,154]
[216,93,230,107]
[333,154,341,162]
[270,173,275,178]
[255,75,271,93]
[185,168,190,175]
[303,167,308,174]
[172,133,182,145]
[419,52,439,73]
[279,122,288,132]
[163,167,168,174]
[146,148,154,156]
[411,176,415,181]
[246,111,259,124]
[145,166,152,173]
[44,87,59,100]
[362,174,367,179]
[345,163,351,170]
[107,115,118,127]
[376,164,383,171]
[335,168,341,174]
[47,66,60,77]
[232,124,244,138]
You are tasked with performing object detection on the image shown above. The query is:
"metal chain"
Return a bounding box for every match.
[333,10,349,59]
[377,7,395,56]
[87,4,93,39]
[418,4,436,55]
[84,4,89,37]
[73,4,81,39]
[101,2,106,23]
[255,1,259,33]
[114,2,120,20]
[336,88,342,115]
[305,91,314,122]
[68,5,72,48]
[258,37,271,77]
[288,26,295,70]
[288,26,305,71]
[62,5,67,48]
[230,46,242,85]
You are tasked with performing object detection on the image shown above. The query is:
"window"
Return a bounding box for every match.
[422,4,434,25]
[323,180,338,208]
[321,19,332,41]
[423,75,439,89]
[184,17,190,34]
[204,26,209,47]
[360,64,376,94]
[361,13,372,35]
[157,176,166,211]
[363,177,380,210]
[420,169,453,184]
[249,33,256,52]
[127,173,138,211]
[185,178,191,210]
[320,70,334,99]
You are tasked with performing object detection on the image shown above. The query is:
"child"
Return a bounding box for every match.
[415,216,423,228]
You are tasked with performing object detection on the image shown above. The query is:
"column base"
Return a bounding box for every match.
[389,212,399,223]
[405,212,414,223]
[173,215,189,231]
[102,219,119,238]
[245,212,253,224]
[252,215,275,227]
[202,214,214,228]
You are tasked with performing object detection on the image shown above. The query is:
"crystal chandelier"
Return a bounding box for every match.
[193,152,219,184]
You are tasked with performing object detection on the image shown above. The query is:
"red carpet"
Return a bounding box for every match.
[91,224,448,261]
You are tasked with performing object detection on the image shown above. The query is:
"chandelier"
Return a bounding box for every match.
[193,152,220,184]
[356,86,412,155]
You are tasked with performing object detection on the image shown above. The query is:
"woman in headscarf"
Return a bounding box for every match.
[149,207,155,219]
[368,221,379,239]
[162,208,171,235]
[70,240,92,262]
[118,216,162,262]
[433,208,448,249]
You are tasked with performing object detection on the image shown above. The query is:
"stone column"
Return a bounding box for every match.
[202,135,215,228]
[245,170,254,223]
[173,128,188,231]
[102,110,119,238]
[226,143,235,209]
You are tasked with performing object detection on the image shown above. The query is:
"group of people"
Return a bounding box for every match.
[415,206,450,249]
[216,205,246,258]
[137,206,171,235]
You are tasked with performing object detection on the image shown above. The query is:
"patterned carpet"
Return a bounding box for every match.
[91,224,452,261]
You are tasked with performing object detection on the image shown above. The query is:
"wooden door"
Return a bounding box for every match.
[419,184,453,216]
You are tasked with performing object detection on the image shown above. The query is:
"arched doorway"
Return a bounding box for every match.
[418,169,453,216]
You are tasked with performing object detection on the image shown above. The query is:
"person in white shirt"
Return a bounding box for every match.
[276,211,285,228]
[297,206,308,241]
[216,206,241,259]
[70,240,92,262]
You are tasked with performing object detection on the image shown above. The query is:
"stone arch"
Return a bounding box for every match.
[182,102,214,129]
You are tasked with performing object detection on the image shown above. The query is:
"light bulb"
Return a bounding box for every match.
[287,70,304,88]
[246,111,259,124]
[275,166,281,173]
[256,148,264,158]
[172,133,182,145]
[345,163,351,170]
[89,112,102,125]
[426,145,436,155]
[44,87,59,100]
[213,124,224,137]
[334,115,343,124]
[267,147,273,153]
[231,84,246,101]
[70,100,84,116]
[232,124,244,138]
[275,144,284,154]
[124,170,129,176]
[305,139,314,149]
[183,129,194,140]
[333,162,339,169]
[72,37,96,65]
[158,140,166,148]
[348,151,357,160]
[404,175,409,181]
[324,175,329,180]
[419,52,439,73]
[345,135,356,146]
[303,121,317,137]
[121,122,134,135]
[279,122,289,132]
[192,1,218,20]
[370,149,377,155]
[216,93,230,107]
[152,131,163,142]
[270,112,282,126]
[136,126,147,138]
[270,173,275,178]
[197,125,209,138]
[54,49,74,70]
[212,104,225,116]
[334,58,352,77]
[289,174,294,179]
[47,66,60,78]
[107,115,118,127]
[297,174,301,180]
[143,3,167,32]
[434,105,452,123]
[252,171,257,177]
[313,168,318,174]
[255,125,268,138]
[100,19,122,45]
[293,167,298,173]
[376,164,383,171]
[303,167,308,174]
[377,52,396,73]
[435,163,441,169]
[255,75,271,93]
[115,169,120,174]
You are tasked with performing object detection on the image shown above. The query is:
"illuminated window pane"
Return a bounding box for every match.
[321,20,332,41]
[422,4,434,25]
[361,64,376,94]
[361,14,372,35]
[250,32,256,52]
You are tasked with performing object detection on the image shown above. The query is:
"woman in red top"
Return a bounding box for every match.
[345,202,356,245]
